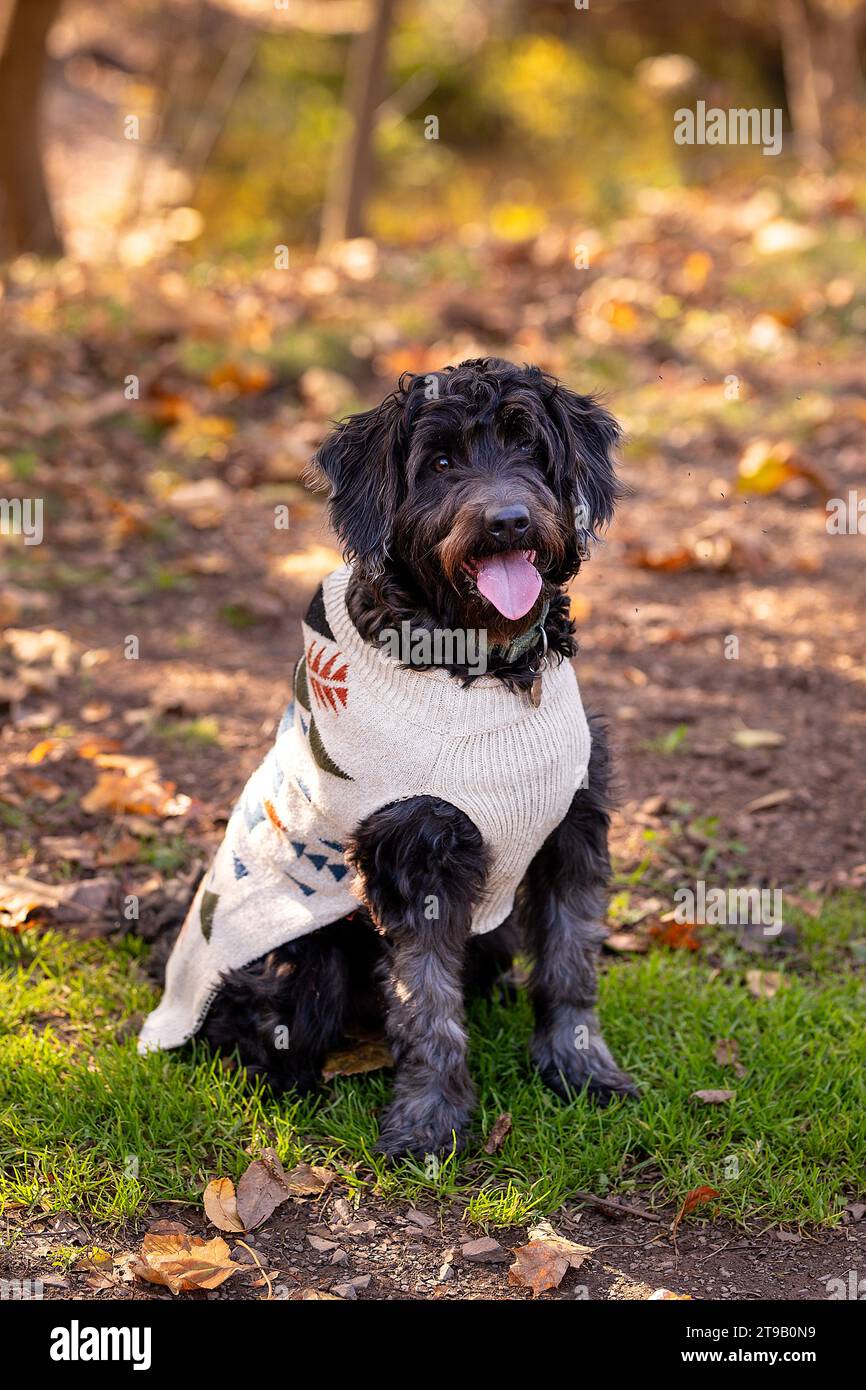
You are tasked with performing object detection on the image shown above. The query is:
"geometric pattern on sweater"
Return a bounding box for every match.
[139,564,591,1054]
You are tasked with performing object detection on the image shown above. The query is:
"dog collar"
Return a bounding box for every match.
[491,601,550,665]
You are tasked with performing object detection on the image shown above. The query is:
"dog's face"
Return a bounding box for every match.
[313,358,620,634]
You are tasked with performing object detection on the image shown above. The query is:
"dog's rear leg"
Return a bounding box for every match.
[521,720,637,1103]
[349,796,488,1158]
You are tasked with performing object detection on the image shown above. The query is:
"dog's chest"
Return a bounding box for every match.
[282,591,590,922]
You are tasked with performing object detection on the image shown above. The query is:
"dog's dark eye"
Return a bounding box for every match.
[431,456,452,473]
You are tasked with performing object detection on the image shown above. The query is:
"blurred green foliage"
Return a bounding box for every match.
[194,5,785,254]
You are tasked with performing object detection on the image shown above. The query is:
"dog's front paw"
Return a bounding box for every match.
[375,1097,472,1160]
[531,1027,639,1106]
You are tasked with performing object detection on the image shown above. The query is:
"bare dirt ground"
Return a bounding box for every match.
[4,1187,866,1302]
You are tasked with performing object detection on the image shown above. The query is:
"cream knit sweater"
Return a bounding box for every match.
[139,567,591,1052]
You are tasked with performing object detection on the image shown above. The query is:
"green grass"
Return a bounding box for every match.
[1,900,865,1231]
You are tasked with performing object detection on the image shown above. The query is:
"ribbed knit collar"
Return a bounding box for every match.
[323,567,566,737]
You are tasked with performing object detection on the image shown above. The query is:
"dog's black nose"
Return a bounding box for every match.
[484,504,530,545]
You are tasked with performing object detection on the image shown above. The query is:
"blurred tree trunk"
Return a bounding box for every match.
[776,0,826,160]
[777,0,865,159]
[814,0,865,117]
[320,0,396,249]
[0,0,64,259]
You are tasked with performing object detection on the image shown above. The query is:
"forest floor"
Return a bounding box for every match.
[1,168,865,1299]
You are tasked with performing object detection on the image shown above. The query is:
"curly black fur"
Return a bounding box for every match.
[311,357,621,690]
[196,358,635,1155]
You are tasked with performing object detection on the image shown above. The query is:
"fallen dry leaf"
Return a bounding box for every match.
[649,919,700,951]
[97,834,142,866]
[604,930,651,953]
[131,1232,241,1294]
[166,477,234,529]
[484,1112,513,1155]
[626,532,763,576]
[25,738,64,765]
[691,1089,736,1105]
[508,1222,593,1297]
[81,702,112,724]
[714,1038,747,1078]
[283,1161,336,1197]
[11,769,63,802]
[736,439,829,500]
[81,757,191,818]
[745,969,785,999]
[672,1186,719,1234]
[203,1177,244,1233]
[236,1149,293,1231]
[508,1241,570,1296]
[0,873,113,928]
[322,1038,393,1080]
[4,627,76,675]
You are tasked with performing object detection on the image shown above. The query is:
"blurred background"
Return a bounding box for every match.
[1,0,865,920]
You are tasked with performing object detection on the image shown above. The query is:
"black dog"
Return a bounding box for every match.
[194,357,636,1156]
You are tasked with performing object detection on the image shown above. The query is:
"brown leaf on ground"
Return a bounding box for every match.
[649,919,700,951]
[691,1089,736,1104]
[484,1112,513,1154]
[283,1161,336,1197]
[166,478,234,529]
[745,969,786,999]
[508,1242,571,1296]
[714,1038,747,1078]
[236,1149,293,1231]
[10,769,64,803]
[82,702,112,724]
[0,873,113,928]
[39,835,97,865]
[131,1232,241,1294]
[322,1038,393,1080]
[626,533,763,576]
[25,738,65,765]
[604,930,651,953]
[81,756,191,818]
[76,737,124,760]
[203,1177,244,1233]
[672,1186,720,1234]
[97,834,143,866]
[508,1222,593,1296]
[4,628,77,676]
[744,789,795,814]
[736,439,830,500]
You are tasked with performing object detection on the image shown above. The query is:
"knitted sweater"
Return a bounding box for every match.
[138,566,591,1052]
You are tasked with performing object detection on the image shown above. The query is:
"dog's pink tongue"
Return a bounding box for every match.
[475,550,542,620]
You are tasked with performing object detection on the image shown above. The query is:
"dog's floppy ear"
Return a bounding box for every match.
[310,392,406,573]
[542,383,622,542]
